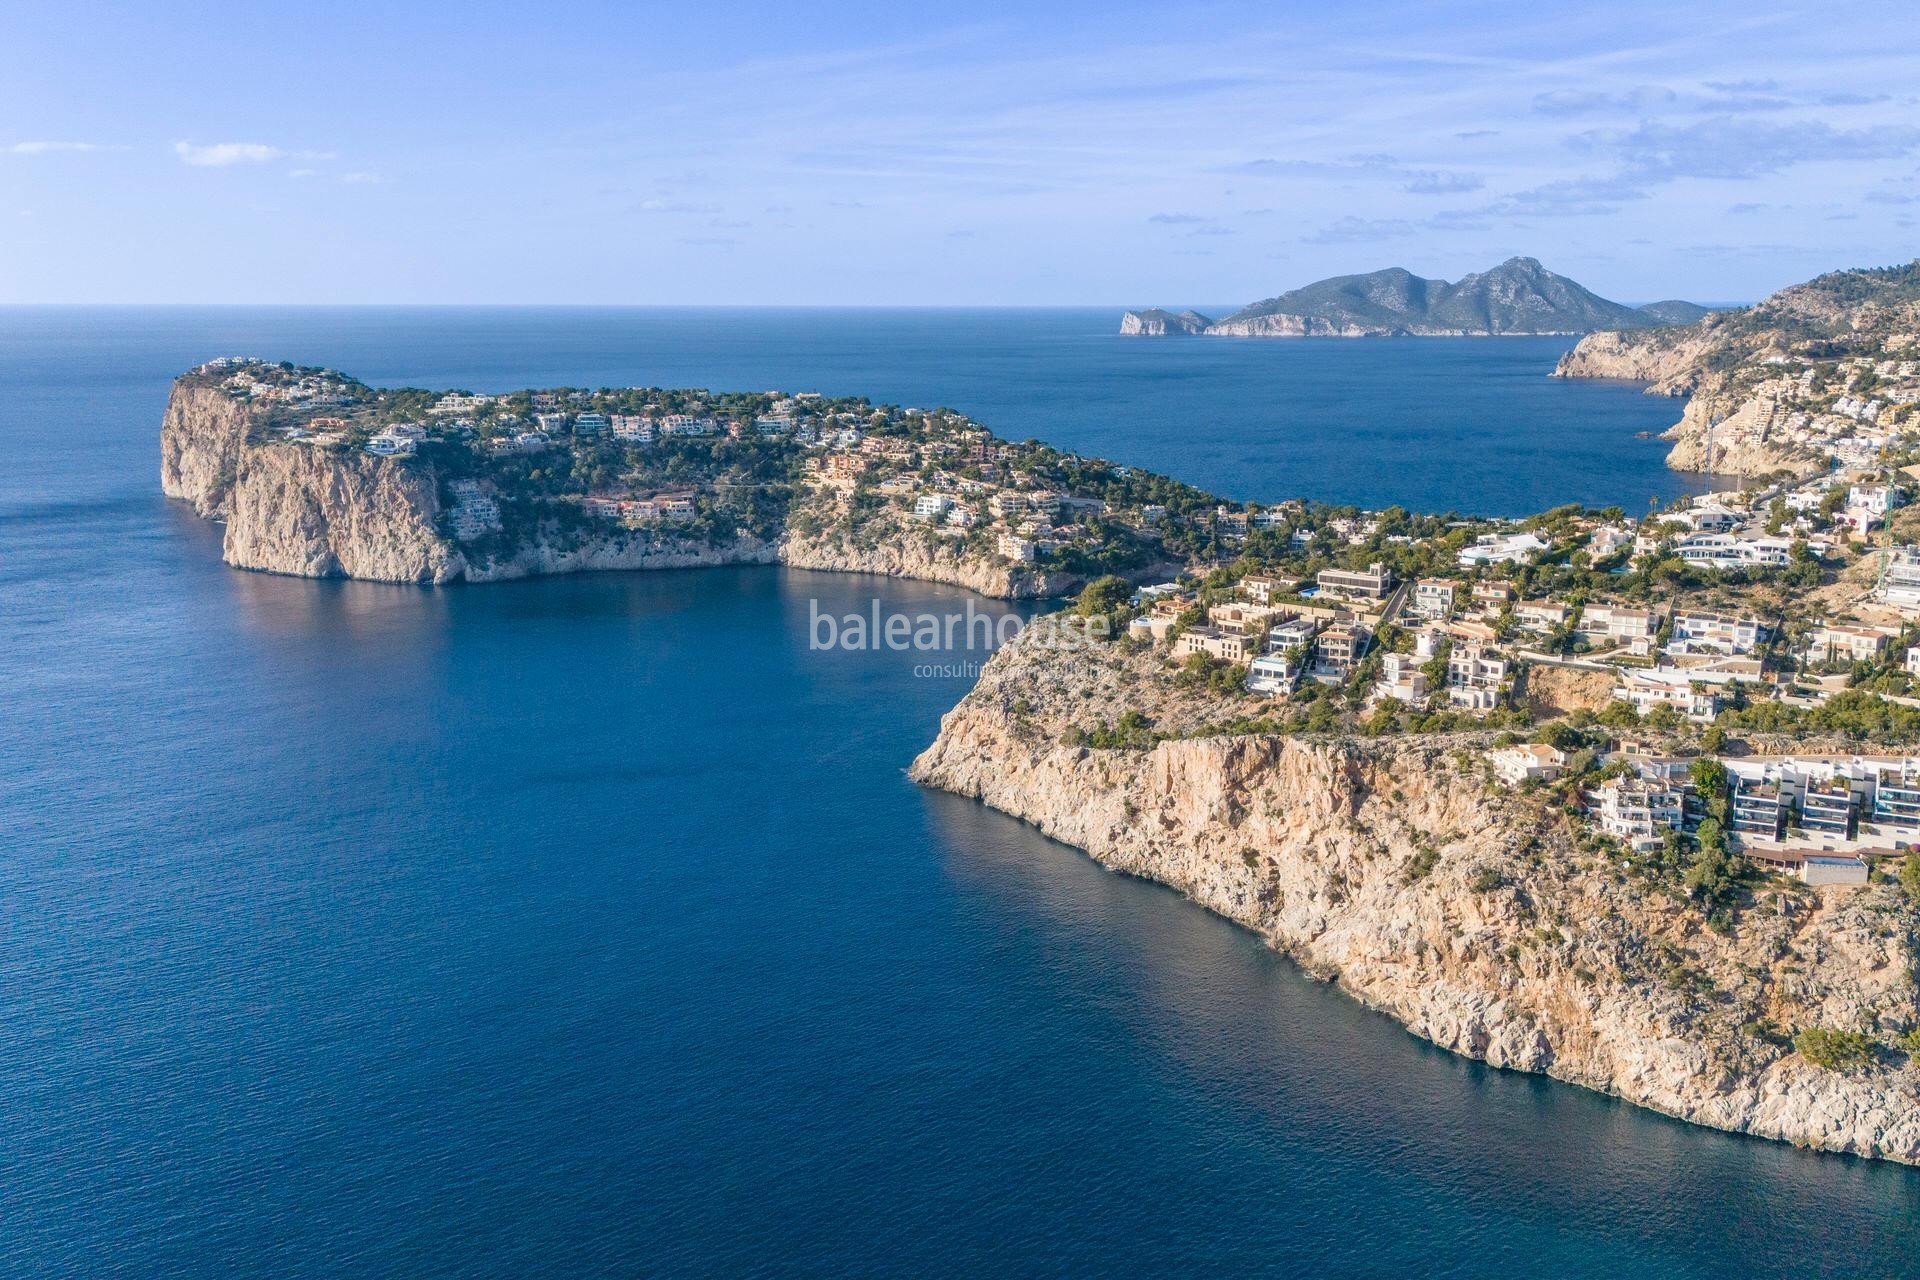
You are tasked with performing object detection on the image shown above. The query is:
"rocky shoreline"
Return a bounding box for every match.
[910,628,1920,1165]
[1553,332,1822,481]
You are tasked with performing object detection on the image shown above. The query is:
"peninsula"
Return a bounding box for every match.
[1123,257,1703,338]
[163,269,1920,1163]
[161,362,1193,595]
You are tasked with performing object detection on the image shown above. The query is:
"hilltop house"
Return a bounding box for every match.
[1316,562,1393,601]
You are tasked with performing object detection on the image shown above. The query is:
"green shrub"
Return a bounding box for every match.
[1403,844,1441,884]
[1793,1027,1878,1070]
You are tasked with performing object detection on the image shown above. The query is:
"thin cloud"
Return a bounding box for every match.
[1224,154,1397,178]
[1531,86,1676,116]
[5,140,118,155]
[1404,170,1484,195]
[1302,216,1413,244]
[635,198,720,214]
[1484,174,1651,217]
[1148,212,1207,224]
[174,141,284,167]
[1600,117,1920,181]
[340,171,380,185]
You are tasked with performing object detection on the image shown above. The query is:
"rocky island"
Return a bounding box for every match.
[1119,308,1212,336]
[1556,261,1920,481]
[164,308,1920,1164]
[1124,257,1701,338]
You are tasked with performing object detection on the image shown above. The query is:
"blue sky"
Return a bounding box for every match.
[2,0,1916,304]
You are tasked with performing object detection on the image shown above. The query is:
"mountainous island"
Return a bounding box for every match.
[1556,260,1920,481]
[1123,257,1705,338]
[163,265,1920,1165]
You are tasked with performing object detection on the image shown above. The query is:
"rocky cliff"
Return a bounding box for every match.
[1120,308,1212,336]
[163,379,464,583]
[1551,328,1719,393]
[160,383,254,518]
[161,380,1085,597]
[1554,330,1823,480]
[222,441,467,583]
[1204,314,1391,338]
[1657,394,1824,481]
[783,502,1082,599]
[911,628,1920,1164]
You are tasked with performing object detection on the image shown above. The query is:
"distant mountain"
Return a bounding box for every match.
[1122,258,1702,337]
[1634,299,1714,325]
[1119,308,1212,336]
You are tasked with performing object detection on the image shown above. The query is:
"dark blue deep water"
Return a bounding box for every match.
[1,308,1912,1277]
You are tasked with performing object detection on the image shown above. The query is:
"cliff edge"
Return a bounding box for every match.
[911,627,1920,1164]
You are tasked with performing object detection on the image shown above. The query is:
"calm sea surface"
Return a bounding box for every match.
[0,308,1911,1277]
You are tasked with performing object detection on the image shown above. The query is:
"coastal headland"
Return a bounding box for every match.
[1555,261,1920,480]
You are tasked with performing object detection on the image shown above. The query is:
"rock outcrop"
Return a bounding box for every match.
[783,508,1080,599]
[1551,328,1718,393]
[222,441,466,583]
[911,628,1920,1164]
[1555,331,1823,480]
[1120,308,1211,336]
[161,383,253,518]
[1657,393,1824,481]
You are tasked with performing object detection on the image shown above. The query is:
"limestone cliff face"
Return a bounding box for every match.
[160,381,1085,597]
[1552,328,1717,393]
[1553,331,1827,480]
[464,536,778,583]
[1204,314,1393,338]
[162,381,464,583]
[1658,393,1824,482]
[782,501,1083,599]
[1120,309,1211,337]
[911,629,1920,1164]
[223,443,467,583]
[160,384,253,517]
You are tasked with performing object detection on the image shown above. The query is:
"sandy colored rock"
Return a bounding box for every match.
[911,627,1920,1164]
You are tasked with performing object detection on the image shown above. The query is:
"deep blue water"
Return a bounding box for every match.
[1,308,1913,1277]
[1,306,1709,517]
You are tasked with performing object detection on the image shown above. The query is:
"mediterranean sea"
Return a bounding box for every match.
[1,307,1911,1277]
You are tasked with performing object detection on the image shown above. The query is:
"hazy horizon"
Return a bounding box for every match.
[3,0,1915,306]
